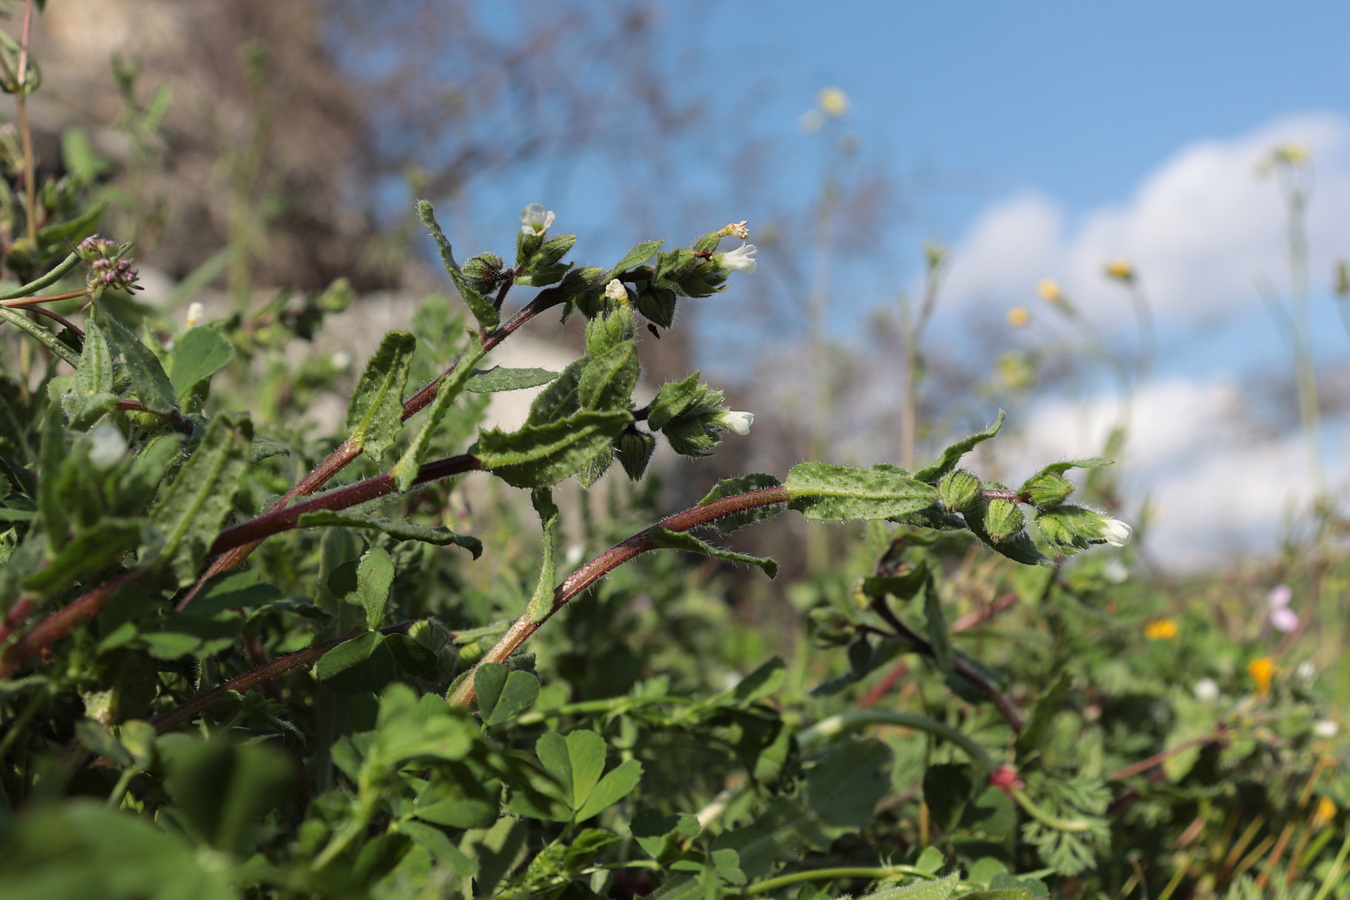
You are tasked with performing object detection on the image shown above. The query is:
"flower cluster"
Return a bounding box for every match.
[76,235,141,295]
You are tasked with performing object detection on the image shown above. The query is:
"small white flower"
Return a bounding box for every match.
[1098,516,1132,547]
[520,203,555,235]
[1313,719,1340,739]
[718,410,754,435]
[1193,678,1220,702]
[331,350,352,371]
[185,302,205,328]
[1102,558,1129,584]
[88,423,127,469]
[728,220,749,240]
[719,242,757,274]
[604,279,628,303]
[1295,660,1316,682]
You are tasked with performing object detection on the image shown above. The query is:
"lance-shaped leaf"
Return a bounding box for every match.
[345,331,416,463]
[22,518,144,598]
[77,320,115,396]
[525,357,584,426]
[466,366,558,393]
[417,200,499,329]
[294,510,482,557]
[647,527,778,577]
[391,332,484,491]
[786,462,937,522]
[913,410,1007,483]
[99,313,177,415]
[169,326,234,400]
[148,413,252,585]
[578,341,638,412]
[477,409,630,489]
[605,239,663,279]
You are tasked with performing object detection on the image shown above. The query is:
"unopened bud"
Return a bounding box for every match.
[939,470,982,513]
[983,498,1025,543]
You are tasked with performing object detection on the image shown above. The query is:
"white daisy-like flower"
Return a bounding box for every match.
[719,242,757,274]
[718,410,754,435]
[1098,516,1132,547]
[604,279,628,302]
[520,203,556,235]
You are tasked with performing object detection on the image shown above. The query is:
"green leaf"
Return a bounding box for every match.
[313,630,399,693]
[606,239,663,278]
[21,518,143,597]
[294,509,482,557]
[417,200,499,329]
[466,366,558,393]
[964,502,1053,567]
[912,410,1006,482]
[475,664,541,726]
[578,341,638,411]
[536,730,643,820]
[525,489,559,619]
[921,568,953,675]
[923,763,980,833]
[575,757,642,821]
[696,473,784,535]
[345,330,415,463]
[858,873,959,900]
[356,546,394,629]
[786,462,938,522]
[391,332,484,491]
[159,736,295,856]
[99,313,177,415]
[477,409,630,489]
[76,320,115,396]
[646,527,778,578]
[168,326,234,400]
[147,412,252,585]
[524,357,584,426]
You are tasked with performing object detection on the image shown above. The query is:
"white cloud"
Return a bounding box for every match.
[942,113,1350,569]
[976,377,1347,571]
[942,112,1350,330]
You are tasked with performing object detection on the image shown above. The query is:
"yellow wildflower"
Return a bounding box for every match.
[1006,306,1030,328]
[818,87,850,117]
[1248,656,1277,696]
[1312,796,1337,829]
[1143,618,1178,641]
[1104,258,1134,282]
[1037,278,1063,304]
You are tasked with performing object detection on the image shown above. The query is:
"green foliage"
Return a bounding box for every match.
[1,17,1346,900]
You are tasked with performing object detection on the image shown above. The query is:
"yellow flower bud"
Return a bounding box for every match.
[1037,278,1063,304]
[1104,258,1134,281]
[1143,618,1178,641]
[1006,306,1030,328]
[818,87,850,117]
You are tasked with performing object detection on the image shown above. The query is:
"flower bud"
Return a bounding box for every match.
[983,497,1025,543]
[1021,471,1074,507]
[939,470,982,513]
[462,252,506,295]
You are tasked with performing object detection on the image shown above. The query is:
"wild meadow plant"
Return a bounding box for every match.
[0,4,1347,899]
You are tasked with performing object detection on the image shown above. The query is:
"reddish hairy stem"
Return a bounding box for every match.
[0,569,143,679]
[446,484,792,706]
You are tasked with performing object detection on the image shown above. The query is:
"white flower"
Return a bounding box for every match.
[604,279,628,303]
[520,203,555,235]
[185,302,205,328]
[1193,678,1220,702]
[1102,558,1129,584]
[728,220,749,240]
[719,242,757,274]
[331,350,352,371]
[1314,719,1340,739]
[718,410,754,435]
[88,423,127,469]
[1098,516,1132,547]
